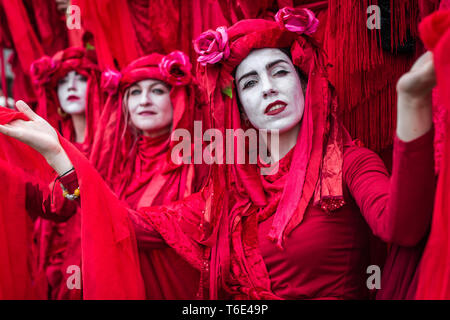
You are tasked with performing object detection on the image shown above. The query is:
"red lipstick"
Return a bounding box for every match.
[264,100,287,116]
[67,95,80,101]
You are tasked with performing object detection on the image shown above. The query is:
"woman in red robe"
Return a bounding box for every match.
[86,52,209,299]
[25,47,102,299]
[0,8,438,299]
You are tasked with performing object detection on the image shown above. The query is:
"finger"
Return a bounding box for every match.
[15,100,40,121]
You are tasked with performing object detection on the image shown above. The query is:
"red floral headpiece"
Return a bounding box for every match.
[101,51,192,95]
[30,47,98,87]
[194,7,318,67]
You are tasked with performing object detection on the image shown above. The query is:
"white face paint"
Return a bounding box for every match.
[126,79,173,136]
[57,70,88,115]
[235,48,304,132]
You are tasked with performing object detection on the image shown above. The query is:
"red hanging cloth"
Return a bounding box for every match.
[416,9,450,299]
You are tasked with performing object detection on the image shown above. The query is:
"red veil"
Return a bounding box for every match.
[416,9,450,299]
[193,8,350,299]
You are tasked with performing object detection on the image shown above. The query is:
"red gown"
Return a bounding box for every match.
[112,129,435,299]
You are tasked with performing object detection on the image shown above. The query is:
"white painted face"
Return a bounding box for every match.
[57,70,88,115]
[235,48,304,132]
[126,79,173,136]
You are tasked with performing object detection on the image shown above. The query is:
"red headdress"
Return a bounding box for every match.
[194,7,350,299]
[89,51,207,206]
[29,47,102,154]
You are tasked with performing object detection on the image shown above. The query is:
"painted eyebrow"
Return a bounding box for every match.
[237,59,289,84]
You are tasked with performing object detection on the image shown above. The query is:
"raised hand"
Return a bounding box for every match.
[397,51,436,102]
[0,100,73,174]
[396,52,436,142]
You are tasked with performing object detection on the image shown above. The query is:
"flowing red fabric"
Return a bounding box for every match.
[416,9,450,299]
[195,11,348,298]
[73,0,229,69]
[0,0,70,103]
[0,0,44,77]
[0,110,47,299]
[0,0,42,103]
[0,159,34,299]
[0,106,146,299]
[72,0,141,69]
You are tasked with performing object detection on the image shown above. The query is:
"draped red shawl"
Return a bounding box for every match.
[194,8,348,299]
[416,9,450,299]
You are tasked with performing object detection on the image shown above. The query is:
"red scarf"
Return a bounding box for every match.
[416,9,450,299]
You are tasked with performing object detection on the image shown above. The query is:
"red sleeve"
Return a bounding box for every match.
[344,128,435,247]
[128,209,167,250]
[130,190,207,270]
[25,171,79,222]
